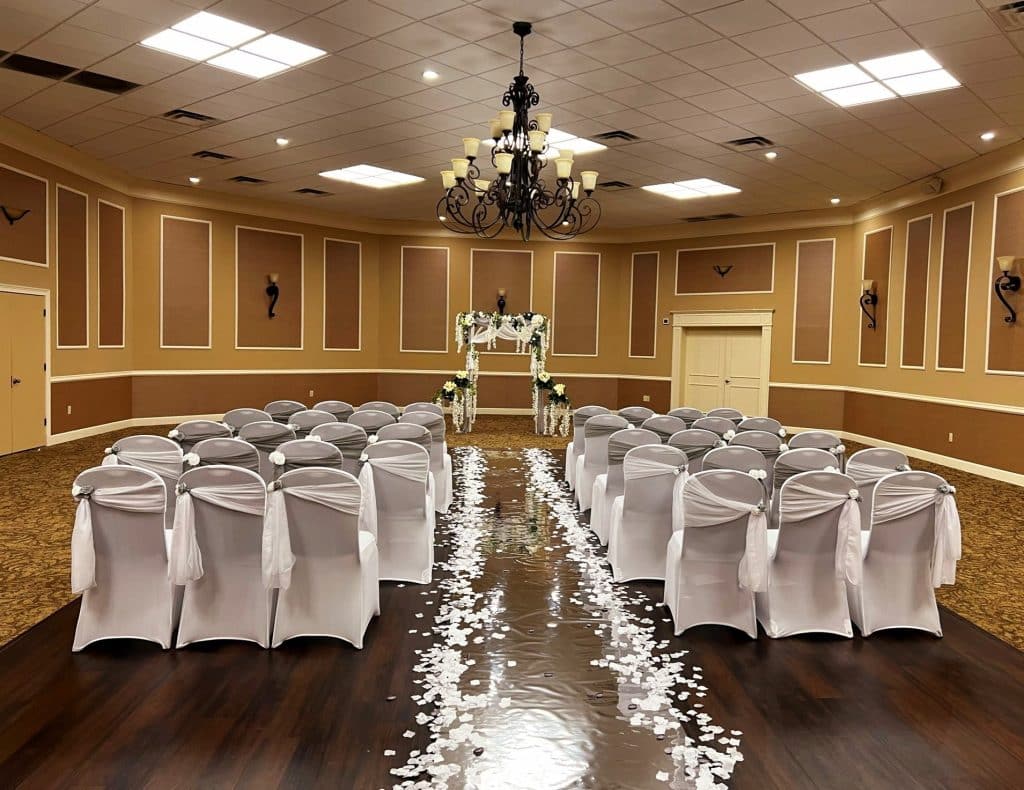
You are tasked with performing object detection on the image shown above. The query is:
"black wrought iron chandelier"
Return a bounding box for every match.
[437,21,601,241]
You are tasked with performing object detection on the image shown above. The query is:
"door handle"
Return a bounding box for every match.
[11,377,21,386]
[724,378,731,384]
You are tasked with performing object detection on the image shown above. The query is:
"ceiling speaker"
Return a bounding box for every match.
[922,176,944,195]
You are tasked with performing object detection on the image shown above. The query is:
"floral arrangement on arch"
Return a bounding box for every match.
[455,310,549,375]
[533,371,572,437]
[433,370,477,433]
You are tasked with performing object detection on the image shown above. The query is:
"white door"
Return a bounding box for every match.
[0,292,47,455]
[683,328,763,415]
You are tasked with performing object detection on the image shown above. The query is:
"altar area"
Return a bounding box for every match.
[435,311,571,436]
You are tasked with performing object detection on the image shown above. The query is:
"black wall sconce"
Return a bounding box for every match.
[860,279,878,330]
[266,273,280,319]
[1,206,30,226]
[496,287,506,315]
[995,256,1020,324]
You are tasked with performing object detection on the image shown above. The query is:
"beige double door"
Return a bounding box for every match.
[683,327,762,416]
[0,291,47,455]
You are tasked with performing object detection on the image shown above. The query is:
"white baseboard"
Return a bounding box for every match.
[785,425,1024,488]
[48,414,222,445]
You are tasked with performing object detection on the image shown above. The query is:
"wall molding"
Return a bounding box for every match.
[51,368,673,382]
[770,380,1024,417]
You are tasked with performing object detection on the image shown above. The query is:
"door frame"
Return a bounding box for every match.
[0,283,51,445]
[670,309,773,415]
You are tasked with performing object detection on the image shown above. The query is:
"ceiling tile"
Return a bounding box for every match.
[277,17,368,52]
[588,0,682,30]
[654,71,728,98]
[379,22,467,57]
[341,39,421,69]
[617,53,694,80]
[765,44,847,75]
[803,5,896,42]
[473,0,576,21]
[831,29,919,61]
[675,39,754,69]
[539,11,619,46]
[769,0,862,18]
[588,33,662,66]
[425,6,510,40]
[734,22,823,56]
[706,59,785,86]
[686,88,752,111]
[696,0,788,36]
[530,48,606,76]
[905,11,1002,48]
[876,0,980,27]
[631,17,720,51]
[373,0,464,18]
[569,67,641,92]
[317,0,414,35]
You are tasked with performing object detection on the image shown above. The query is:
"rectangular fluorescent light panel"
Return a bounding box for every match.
[642,178,740,199]
[141,12,325,78]
[546,128,607,155]
[795,50,958,107]
[319,165,425,188]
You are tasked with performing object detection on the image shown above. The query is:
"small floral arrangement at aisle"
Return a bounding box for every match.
[433,370,477,433]
[534,374,571,437]
[533,370,553,390]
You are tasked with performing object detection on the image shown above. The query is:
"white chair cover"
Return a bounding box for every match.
[265,400,306,424]
[618,406,655,428]
[589,428,659,545]
[770,448,837,529]
[664,470,764,638]
[71,467,175,651]
[190,437,261,474]
[755,471,858,639]
[789,430,846,470]
[357,400,401,418]
[404,401,444,417]
[358,441,435,584]
[399,411,452,512]
[667,407,702,427]
[223,408,272,433]
[691,416,736,438]
[101,435,182,528]
[310,422,368,478]
[640,414,686,444]
[708,407,744,425]
[574,414,628,512]
[565,405,610,489]
[667,428,722,474]
[846,448,911,528]
[268,468,380,648]
[728,430,785,493]
[313,400,354,421]
[704,445,769,482]
[348,409,397,436]
[238,421,296,483]
[848,471,958,636]
[606,445,687,582]
[271,438,344,477]
[737,416,785,436]
[171,466,271,648]
[169,419,232,453]
[287,409,337,438]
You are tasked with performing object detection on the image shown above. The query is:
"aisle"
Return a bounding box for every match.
[390,449,741,789]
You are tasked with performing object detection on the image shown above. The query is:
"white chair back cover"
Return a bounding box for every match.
[708,407,744,425]
[223,408,272,433]
[851,471,958,636]
[589,427,659,545]
[664,470,764,638]
[738,416,784,436]
[357,400,401,418]
[169,419,232,453]
[846,448,911,528]
[348,409,397,436]
[640,414,686,444]
[618,406,655,428]
[272,438,344,477]
[170,465,271,647]
[268,468,380,648]
[756,470,859,638]
[691,416,737,439]
[313,400,354,421]
[566,405,611,488]
[359,440,435,584]
[378,422,432,452]
[667,428,722,473]
[703,445,769,481]
[102,434,182,528]
[287,409,337,438]
[71,466,173,650]
[310,423,368,477]
[789,430,846,470]
[770,448,838,528]
[667,407,703,427]
[727,430,784,492]
[404,401,444,417]
[238,421,296,482]
[189,437,261,475]
[606,445,686,582]
[265,400,306,424]
[575,414,629,511]
[399,411,452,513]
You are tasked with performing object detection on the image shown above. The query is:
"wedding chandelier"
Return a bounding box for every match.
[437,21,601,241]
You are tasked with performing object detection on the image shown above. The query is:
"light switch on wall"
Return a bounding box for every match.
[642,394,651,402]
[309,389,314,398]
[66,405,72,415]
[948,432,954,443]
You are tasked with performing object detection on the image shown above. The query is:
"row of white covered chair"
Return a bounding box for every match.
[247,399,442,427]
[599,444,961,639]
[72,438,439,652]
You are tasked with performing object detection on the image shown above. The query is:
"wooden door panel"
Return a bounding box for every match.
[0,295,11,455]
[8,293,46,452]
[723,329,761,415]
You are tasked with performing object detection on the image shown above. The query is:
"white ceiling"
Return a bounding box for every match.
[2,0,1023,228]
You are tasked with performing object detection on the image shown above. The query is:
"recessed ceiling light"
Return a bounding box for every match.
[764,151,778,160]
[173,12,264,47]
[208,50,289,78]
[141,29,228,61]
[276,137,290,146]
[242,34,325,66]
[830,197,840,205]
[422,69,440,81]
[319,164,425,188]
[642,178,740,199]
[822,81,896,107]
[189,176,201,184]
[795,63,872,92]
[860,50,941,80]
[546,128,606,155]
[981,131,996,141]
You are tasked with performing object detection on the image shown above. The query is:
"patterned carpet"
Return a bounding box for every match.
[1,417,1021,651]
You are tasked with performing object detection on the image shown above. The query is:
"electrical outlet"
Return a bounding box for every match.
[661,317,670,325]
[642,394,651,403]
[66,405,72,415]
[948,432,954,443]
[309,389,314,398]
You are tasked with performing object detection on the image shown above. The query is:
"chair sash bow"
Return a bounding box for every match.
[101,446,182,479]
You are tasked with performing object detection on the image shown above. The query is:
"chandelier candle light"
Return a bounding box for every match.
[437,22,600,241]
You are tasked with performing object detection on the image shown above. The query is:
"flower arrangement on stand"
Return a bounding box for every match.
[534,372,571,437]
[433,369,477,433]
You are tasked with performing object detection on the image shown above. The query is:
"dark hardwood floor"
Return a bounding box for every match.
[1,450,1022,789]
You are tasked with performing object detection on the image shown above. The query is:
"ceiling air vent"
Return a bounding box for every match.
[0,54,76,80]
[597,180,632,190]
[229,175,267,184]
[593,130,640,142]
[295,187,332,196]
[989,1,1024,31]
[163,108,218,127]
[193,150,235,160]
[683,213,742,223]
[722,135,774,150]
[67,70,139,94]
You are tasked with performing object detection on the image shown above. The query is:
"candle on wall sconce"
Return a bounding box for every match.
[496,288,507,315]
[994,256,1020,324]
[860,278,878,330]
[266,273,280,319]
